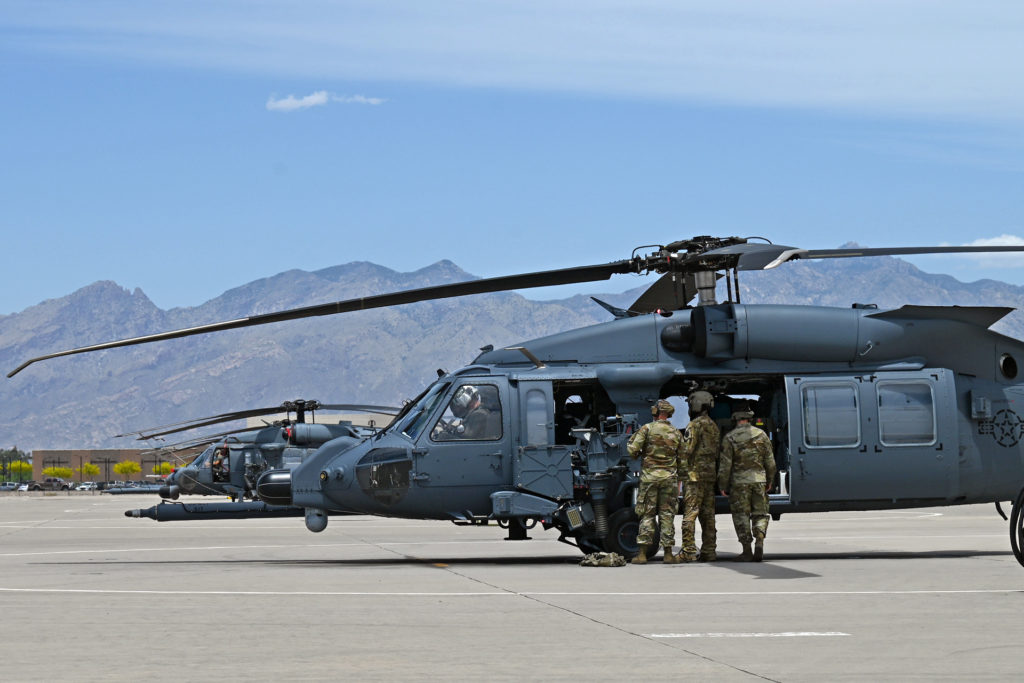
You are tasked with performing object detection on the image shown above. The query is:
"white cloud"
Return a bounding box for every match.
[962,234,1024,248]
[333,94,386,106]
[265,91,386,112]
[266,90,328,112]
[9,1,1024,123]
[931,234,1024,269]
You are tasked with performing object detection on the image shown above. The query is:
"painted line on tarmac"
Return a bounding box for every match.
[790,512,943,522]
[0,588,512,596]
[0,528,468,532]
[649,632,850,638]
[772,534,1004,540]
[1,587,1020,597]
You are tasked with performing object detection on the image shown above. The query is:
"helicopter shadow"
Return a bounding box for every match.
[37,548,1010,571]
[716,548,1010,579]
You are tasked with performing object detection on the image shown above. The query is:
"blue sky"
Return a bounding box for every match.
[2,1,1024,316]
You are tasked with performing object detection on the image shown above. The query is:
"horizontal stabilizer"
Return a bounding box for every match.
[866,305,1014,328]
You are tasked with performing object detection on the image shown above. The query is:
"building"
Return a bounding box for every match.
[31,449,155,483]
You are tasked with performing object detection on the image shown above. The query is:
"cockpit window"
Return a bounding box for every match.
[431,384,503,442]
[192,445,215,469]
[397,382,451,440]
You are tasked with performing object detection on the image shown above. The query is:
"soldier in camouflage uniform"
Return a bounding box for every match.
[627,399,684,564]
[717,408,776,562]
[679,391,721,562]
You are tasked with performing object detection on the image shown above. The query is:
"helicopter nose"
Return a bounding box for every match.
[256,469,292,506]
[178,470,199,492]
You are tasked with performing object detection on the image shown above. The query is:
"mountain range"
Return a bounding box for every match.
[2,253,1022,450]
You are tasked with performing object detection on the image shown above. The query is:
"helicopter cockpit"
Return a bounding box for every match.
[431,384,503,441]
[211,446,230,483]
[390,381,451,441]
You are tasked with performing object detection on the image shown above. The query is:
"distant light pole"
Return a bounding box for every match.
[96,457,117,486]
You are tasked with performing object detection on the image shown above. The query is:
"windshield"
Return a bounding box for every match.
[391,381,451,441]
[191,444,215,469]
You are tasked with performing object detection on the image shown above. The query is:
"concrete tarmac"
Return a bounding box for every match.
[1,492,1022,682]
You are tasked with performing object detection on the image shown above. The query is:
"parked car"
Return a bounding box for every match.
[75,482,97,491]
[1,482,19,491]
[31,477,73,491]
[16,483,30,491]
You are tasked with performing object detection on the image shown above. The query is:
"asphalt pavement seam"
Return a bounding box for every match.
[437,561,782,682]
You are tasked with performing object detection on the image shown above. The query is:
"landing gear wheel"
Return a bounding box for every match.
[604,508,660,560]
[1010,487,1024,567]
[504,518,533,541]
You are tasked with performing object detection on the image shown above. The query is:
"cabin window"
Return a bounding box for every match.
[431,384,503,442]
[802,383,860,448]
[524,388,549,446]
[877,382,936,446]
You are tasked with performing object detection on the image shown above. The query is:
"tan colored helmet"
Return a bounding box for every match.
[732,408,754,421]
[687,390,714,413]
[651,399,675,417]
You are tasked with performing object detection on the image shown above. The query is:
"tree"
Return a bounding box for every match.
[78,462,101,479]
[1,447,30,479]
[9,460,32,482]
[42,466,73,479]
[152,462,174,476]
[113,460,141,479]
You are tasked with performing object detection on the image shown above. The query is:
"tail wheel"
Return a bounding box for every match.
[603,507,660,560]
[1010,488,1024,567]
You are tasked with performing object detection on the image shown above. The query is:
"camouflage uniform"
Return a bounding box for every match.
[627,418,684,550]
[680,414,721,560]
[717,423,776,545]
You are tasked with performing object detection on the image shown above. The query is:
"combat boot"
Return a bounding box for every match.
[631,545,649,564]
[698,552,717,562]
[663,548,680,564]
[753,540,764,562]
[732,543,754,562]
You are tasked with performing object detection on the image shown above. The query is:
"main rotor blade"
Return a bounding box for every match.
[128,411,287,440]
[691,243,1024,271]
[138,427,260,452]
[801,245,1024,260]
[317,404,400,415]
[9,261,635,377]
[139,442,212,462]
[114,406,290,439]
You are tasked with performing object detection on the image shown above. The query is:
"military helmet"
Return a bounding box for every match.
[687,390,714,413]
[732,407,755,421]
[451,385,479,418]
[651,399,675,417]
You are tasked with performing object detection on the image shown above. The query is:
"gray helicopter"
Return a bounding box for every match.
[117,399,395,505]
[12,237,1024,564]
